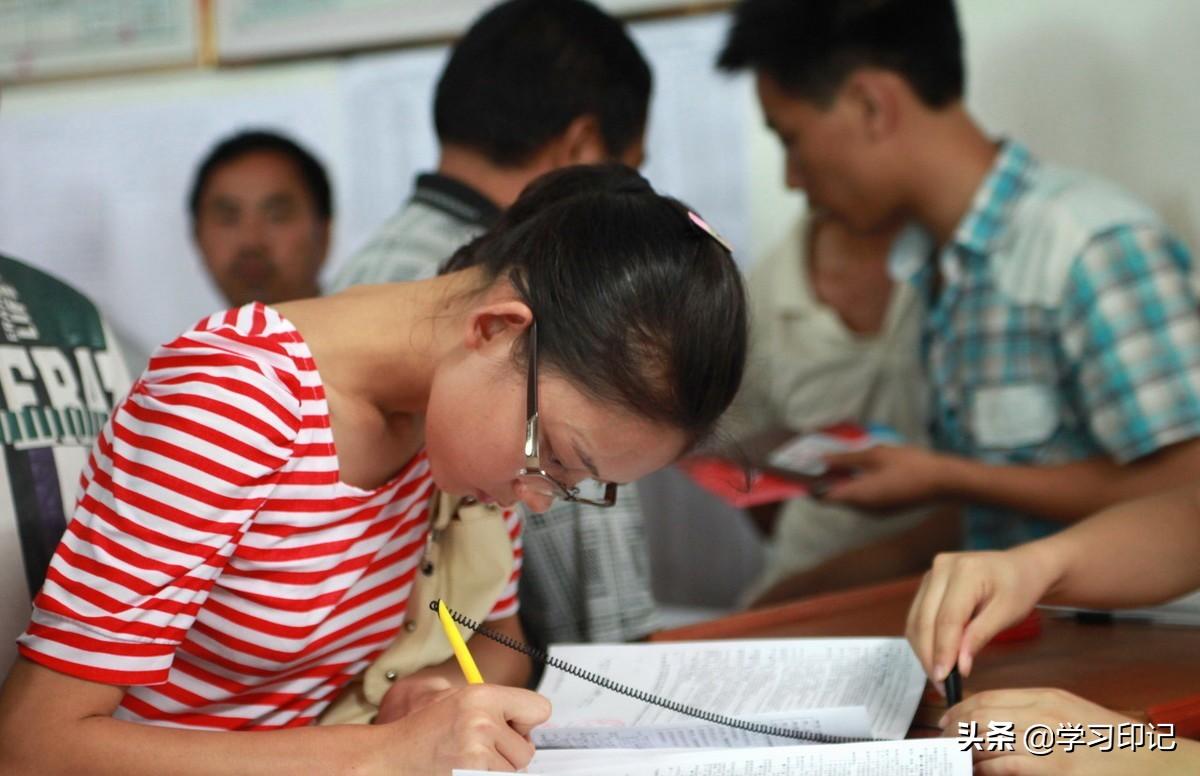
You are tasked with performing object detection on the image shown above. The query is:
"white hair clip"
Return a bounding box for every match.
[688,210,734,254]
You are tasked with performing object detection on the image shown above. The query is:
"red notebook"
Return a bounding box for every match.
[678,423,901,508]
[675,457,809,508]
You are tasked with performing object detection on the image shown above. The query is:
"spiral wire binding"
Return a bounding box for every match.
[431,600,875,745]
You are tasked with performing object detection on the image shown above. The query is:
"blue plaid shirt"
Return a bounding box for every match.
[893,141,1200,549]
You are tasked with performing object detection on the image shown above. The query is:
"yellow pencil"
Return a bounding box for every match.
[437,599,484,684]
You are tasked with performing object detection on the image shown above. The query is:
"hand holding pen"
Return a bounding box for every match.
[370,602,486,726]
[905,545,1062,708]
[369,680,549,773]
[357,600,550,773]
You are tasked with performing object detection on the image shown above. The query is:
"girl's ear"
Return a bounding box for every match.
[463,300,534,353]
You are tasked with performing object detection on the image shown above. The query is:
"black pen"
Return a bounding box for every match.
[944,665,962,707]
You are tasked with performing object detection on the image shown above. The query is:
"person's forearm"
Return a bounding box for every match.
[51,722,378,776]
[1016,483,1200,609]
[939,438,1200,522]
[1,699,378,776]
[461,615,532,688]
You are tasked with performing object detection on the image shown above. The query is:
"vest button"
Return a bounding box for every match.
[404,621,418,633]
[384,670,398,681]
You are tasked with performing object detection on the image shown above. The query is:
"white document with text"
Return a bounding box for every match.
[530,638,926,748]
[454,738,971,775]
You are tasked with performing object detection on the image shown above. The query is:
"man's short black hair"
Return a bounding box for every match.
[188,130,333,221]
[717,0,964,108]
[434,0,652,166]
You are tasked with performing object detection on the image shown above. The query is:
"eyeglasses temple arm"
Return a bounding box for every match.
[524,320,540,465]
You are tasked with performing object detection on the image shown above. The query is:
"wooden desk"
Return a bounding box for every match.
[650,576,1200,734]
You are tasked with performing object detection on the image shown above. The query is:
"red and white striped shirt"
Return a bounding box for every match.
[18,303,522,730]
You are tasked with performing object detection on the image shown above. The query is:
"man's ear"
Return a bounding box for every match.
[844,70,901,143]
[559,114,607,165]
[463,300,534,353]
[528,114,606,172]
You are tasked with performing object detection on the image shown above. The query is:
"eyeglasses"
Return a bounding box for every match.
[516,320,618,508]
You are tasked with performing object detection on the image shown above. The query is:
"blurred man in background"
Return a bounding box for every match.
[189,130,333,307]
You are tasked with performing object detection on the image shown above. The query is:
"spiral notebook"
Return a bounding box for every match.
[528,638,925,749]
[448,635,968,775]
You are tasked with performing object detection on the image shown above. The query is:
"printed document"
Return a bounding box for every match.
[531,638,926,748]
[453,738,971,775]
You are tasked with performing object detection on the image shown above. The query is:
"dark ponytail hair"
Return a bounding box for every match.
[443,164,748,449]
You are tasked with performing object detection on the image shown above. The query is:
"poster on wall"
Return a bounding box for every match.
[0,0,197,83]
[214,0,724,61]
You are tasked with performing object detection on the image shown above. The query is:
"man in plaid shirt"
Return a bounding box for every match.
[719,0,1200,550]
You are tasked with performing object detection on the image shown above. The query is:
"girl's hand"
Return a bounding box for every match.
[940,688,1193,775]
[375,674,456,725]
[373,684,551,774]
[906,546,1059,683]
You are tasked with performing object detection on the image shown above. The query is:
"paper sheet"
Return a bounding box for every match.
[765,424,904,477]
[532,638,926,748]
[453,738,971,776]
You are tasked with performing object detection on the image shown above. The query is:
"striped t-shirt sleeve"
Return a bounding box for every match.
[18,318,302,686]
[484,507,524,621]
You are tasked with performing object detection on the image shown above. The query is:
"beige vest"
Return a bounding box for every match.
[319,493,514,725]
